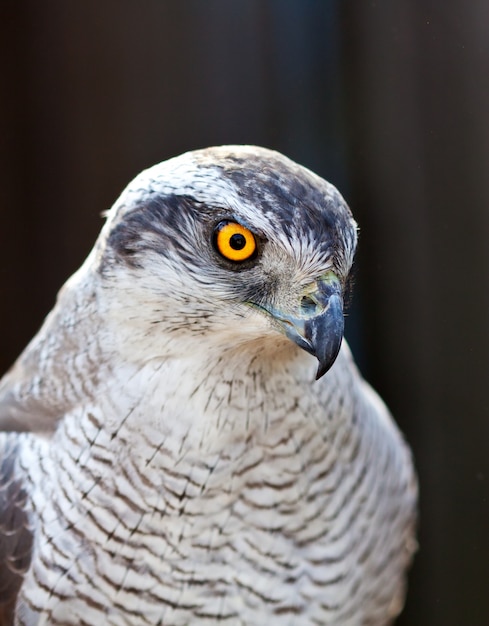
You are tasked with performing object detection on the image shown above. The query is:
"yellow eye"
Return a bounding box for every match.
[214,221,257,262]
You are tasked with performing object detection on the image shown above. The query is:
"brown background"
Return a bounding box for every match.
[1,2,488,624]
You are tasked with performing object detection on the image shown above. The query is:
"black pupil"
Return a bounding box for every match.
[229,233,246,250]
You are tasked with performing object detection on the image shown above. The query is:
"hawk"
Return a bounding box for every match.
[0,146,417,625]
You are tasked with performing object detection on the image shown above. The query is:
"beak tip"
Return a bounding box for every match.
[315,365,326,381]
[314,339,342,380]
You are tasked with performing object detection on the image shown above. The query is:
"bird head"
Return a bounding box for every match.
[91,146,357,379]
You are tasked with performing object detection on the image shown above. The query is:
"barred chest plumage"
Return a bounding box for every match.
[13,347,415,626]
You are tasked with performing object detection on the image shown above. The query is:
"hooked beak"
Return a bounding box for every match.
[271,272,344,380]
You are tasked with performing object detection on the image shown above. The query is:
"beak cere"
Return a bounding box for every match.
[271,273,345,380]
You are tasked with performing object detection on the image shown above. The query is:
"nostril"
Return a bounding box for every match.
[300,295,317,315]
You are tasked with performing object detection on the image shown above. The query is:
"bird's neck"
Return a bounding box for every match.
[89,337,317,448]
[57,337,319,459]
[44,341,341,524]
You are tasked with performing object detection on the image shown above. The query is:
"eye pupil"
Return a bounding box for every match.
[229,233,246,250]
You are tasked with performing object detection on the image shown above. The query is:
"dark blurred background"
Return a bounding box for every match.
[1,1,488,624]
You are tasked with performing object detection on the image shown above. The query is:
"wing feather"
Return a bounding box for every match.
[0,435,33,625]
